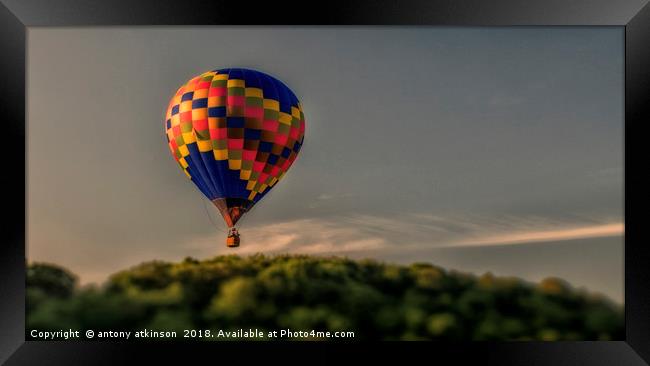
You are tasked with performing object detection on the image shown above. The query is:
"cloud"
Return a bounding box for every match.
[182,212,624,258]
[449,223,623,248]
[182,218,387,258]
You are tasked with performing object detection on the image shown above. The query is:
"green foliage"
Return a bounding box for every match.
[26,255,624,340]
[27,262,77,297]
[27,262,78,314]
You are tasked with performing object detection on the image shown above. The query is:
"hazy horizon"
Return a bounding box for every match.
[27,27,624,302]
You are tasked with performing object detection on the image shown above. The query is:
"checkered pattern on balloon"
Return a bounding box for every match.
[165,68,305,227]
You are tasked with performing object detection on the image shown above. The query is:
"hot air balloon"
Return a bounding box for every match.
[164,68,306,247]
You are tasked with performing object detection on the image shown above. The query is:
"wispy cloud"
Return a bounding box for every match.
[183,212,624,257]
[449,223,623,248]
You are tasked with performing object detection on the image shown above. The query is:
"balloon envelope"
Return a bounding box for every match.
[164,68,306,227]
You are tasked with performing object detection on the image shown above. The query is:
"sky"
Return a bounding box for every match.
[27,27,624,302]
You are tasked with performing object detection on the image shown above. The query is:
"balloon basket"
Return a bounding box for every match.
[226,235,240,248]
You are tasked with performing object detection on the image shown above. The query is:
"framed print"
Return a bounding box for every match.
[1,0,649,364]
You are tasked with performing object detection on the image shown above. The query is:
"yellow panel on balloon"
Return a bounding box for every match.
[192,108,207,119]
[178,145,190,158]
[263,99,279,111]
[245,88,263,98]
[240,170,252,180]
[279,112,292,125]
[228,160,241,170]
[178,158,187,169]
[291,106,301,119]
[214,149,227,161]
[180,100,192,112]
[182,132,195,144]
[227,79,245,88]
[193,88,209,99]
[170,114,180,127]
[197,140,212,152]
[179,157,188,168]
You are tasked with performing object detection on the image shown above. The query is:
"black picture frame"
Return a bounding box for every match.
[1,0,649,364]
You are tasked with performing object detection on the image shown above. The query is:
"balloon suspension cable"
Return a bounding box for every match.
[203,198,228,234]
[235,204,254,229]
[236,186,277,229]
